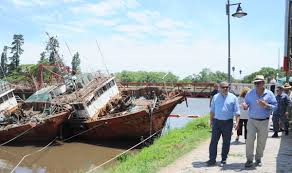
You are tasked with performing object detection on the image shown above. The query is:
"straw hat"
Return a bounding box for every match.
[253,75,265,83]
[283,83,291,89]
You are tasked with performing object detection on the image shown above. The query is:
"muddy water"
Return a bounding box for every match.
[0,98,209,173]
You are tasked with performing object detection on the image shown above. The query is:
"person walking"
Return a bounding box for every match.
[283,83,292,126]
[272,86,290,137]
[243,75,277,168]
[269,75,276,94]
[236,87,250,142]
[210,83,219,107]
[206,81,240,167]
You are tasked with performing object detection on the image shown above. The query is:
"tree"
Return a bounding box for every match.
[242,67,285,83]
[38,51,48,64]
[0,46,9,78]
[181,75,194,82]
[71,52,81,73]
[10,34,24,71]
[45,35,63,65]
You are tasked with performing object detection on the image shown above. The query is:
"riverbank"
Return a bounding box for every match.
[108,115,210,173]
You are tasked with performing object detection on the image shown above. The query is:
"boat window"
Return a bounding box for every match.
[100,89,104,95]
[0,97,3,104]
[2,95,8,101]
[86,101,91,107]
[91,96,95,102]
[74,104,85,110]
[96,90,100,96]
[8,92,14,98]
[102,86,107,92]
[109,80,115,87]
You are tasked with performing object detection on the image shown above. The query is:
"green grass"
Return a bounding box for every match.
[107,115,211,173]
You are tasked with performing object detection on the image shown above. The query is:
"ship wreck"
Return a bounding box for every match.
[0,83,71,143]
[52,72,185,140]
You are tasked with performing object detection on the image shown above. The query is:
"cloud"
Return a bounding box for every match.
[19,33,281,79]
[11,0,54,7]
[70,0,140,17]
[127,10,160,24]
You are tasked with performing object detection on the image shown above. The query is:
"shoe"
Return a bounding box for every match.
[245,160,253,168]
[220,160,226,167]
[272,132,278,138]
[255,159,262,167]
[206,160,216,166]
[285,131,289,136]
[280,128,284,132]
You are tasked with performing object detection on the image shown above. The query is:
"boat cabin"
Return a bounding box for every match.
[71,76,119,119]
[0,80,17,113]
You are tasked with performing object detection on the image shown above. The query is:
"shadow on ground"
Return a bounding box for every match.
[192,161,256,172]
[276,130,292,173]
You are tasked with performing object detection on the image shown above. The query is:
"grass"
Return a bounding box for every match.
[106,115,211,173]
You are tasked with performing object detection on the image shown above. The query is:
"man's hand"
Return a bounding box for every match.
[234,123,239,130]
[210,120,213,128]
[241,102,249,110]
[285,111,289,117]
[257,99,269,108]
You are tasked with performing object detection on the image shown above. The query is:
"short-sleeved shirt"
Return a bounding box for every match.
[210,92,240,120]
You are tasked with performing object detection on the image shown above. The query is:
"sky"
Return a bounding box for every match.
[0,0,286,79]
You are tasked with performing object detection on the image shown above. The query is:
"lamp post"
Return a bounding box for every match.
[226,0,247,83]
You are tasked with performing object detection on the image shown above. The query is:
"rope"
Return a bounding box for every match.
[85,128,162,173]
[0,126,34,146]
[10,137,57,173]
[61,123,106,142]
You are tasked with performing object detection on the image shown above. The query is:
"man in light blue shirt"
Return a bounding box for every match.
[206,81,240,167]
[243,75,277,167]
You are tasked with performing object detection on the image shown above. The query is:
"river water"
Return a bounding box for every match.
[0,98,210,173]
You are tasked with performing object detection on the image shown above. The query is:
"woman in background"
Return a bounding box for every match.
[236,87,250,142]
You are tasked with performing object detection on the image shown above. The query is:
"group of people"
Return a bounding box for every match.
[207,74,290,168]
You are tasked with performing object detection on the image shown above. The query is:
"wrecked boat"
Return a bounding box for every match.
[52,73,184,140]
[0,85,71,143]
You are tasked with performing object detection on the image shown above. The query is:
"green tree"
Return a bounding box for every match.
[181,75,194,82]
[10,34,24,71]
[190,68,228,82]
[242,67,285,83]
[115,70,135,82]
[0,46,9,78]
[71,52,81,73]
[115,71,179,83]
[46,35,63,65]
[38,51,49,64]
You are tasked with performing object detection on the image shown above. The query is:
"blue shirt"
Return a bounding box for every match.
[245,88,277,119]
[210,92,240,120]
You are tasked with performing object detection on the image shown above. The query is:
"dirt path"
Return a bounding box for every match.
[159,131,292,173]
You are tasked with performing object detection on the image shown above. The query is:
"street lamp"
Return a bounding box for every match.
[226,0,247,83]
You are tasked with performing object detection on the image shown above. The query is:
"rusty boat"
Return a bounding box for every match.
[52,73,185,140]
[0,85,71,143]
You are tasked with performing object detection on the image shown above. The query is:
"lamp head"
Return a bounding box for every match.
[232,4,247,18]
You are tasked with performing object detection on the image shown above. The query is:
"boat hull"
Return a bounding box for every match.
[70,96,184,140]
[0,111,70,143]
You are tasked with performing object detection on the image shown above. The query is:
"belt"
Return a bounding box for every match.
[250,117,269,121]
[214,119,233,121]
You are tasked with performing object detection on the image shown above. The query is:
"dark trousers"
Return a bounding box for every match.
[273,115,289,132]
[209,119,233,162]
[237,119,248,139]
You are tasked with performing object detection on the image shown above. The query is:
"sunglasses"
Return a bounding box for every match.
[221,86,229,89]
[254,82,263,85]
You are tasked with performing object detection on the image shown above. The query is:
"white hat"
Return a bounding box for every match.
[253,75,265,83]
